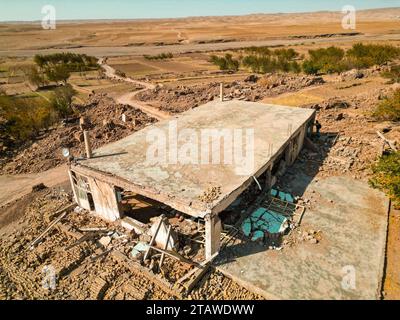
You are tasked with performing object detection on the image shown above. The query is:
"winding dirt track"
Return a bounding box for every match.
[99,58,171,121]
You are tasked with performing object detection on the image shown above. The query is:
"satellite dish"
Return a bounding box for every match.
[62,148,70,158]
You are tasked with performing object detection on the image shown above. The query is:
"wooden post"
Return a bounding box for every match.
[159,225,172,267]
[205,214,221,260]
[83,130,92,159]
[143,217,164,261]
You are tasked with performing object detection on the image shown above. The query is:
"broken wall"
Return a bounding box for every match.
[69,169,121,222]
[88,178,121,222]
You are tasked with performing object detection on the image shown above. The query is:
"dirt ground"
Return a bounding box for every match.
[0,8,399,52]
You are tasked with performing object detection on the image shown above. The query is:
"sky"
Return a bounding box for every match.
[0,0,399,21]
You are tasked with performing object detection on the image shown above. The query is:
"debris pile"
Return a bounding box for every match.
[137,74,324,114]
[297,85,400,179]
[282,228,323,247]
[198,186,222,203]
[0,94,156,174]
[0,187,262,300]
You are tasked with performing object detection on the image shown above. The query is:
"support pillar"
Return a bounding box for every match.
[205,214,222,260]
[265,168,272,196]
[83,130,93,159]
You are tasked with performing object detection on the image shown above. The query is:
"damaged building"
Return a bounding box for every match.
[68,99,316,261]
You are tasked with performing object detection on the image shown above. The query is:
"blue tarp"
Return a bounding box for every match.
[271,188,294,203]
[241,207,288,241]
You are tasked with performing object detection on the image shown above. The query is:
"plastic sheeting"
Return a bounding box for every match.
[242,207,288,241]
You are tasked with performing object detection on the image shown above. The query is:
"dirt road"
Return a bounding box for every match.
[2,33,400,58]
[0,165,69,208]
[99,58,171,120]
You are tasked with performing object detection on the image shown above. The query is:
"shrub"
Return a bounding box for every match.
[370,151,400,208]
[382,65,400,83]
[144,52,173,60]
[239,47,300,74]
[210,54,239,72]
[372,89,400,121]
[303,46,345,74]
[347,43,400,68]
[302,59,319,75]
[0,95,57,140]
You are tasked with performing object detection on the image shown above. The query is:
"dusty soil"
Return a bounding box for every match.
[0,8,399,53]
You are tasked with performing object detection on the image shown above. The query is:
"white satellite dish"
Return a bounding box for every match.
[62,148,70,158]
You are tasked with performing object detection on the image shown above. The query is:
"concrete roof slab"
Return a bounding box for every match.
[73,100,315,216]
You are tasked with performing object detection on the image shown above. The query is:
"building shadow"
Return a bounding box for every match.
[216,131,338,263]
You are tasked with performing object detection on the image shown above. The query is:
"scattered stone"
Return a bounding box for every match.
[32,183,47,192]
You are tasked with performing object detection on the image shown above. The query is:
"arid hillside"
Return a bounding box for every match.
[0,8,399,55]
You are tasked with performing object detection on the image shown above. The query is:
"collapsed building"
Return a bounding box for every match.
[68,99,316,261]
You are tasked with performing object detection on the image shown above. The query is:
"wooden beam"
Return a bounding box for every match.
[159,225,172,268]
[27,210,69,250]
[377,131,398,151]
[143,217,164,261]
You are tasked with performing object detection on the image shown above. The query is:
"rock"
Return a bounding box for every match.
[99,236,111,247]
[309,238,318,244]
[335,113,344,121]
[244,74,259,83]
[32,183,47,192]
[340,69,364,81]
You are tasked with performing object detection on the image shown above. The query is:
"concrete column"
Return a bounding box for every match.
[205,214,222,260]
[285,140,294,165]
[219,83,224,102]
[265,168,272,191]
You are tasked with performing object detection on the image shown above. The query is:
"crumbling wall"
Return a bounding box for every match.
[88,178,121,222]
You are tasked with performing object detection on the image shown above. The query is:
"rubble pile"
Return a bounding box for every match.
[0,187,262,300]
[136,74,324,114]
[198,186,222,203]
[282,228,323,247]
[297,85,400,179]
[0,94,156,174]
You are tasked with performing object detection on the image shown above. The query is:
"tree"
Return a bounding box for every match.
[23,66,48,89]
[50,84,76,118]
[45,64,71,84]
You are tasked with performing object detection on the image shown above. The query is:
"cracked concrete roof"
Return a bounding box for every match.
[73,100,315,217]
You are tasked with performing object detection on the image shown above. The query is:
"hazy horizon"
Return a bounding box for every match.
[0,0,399,22]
